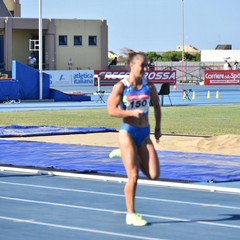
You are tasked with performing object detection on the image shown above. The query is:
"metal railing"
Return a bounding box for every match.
[155,62,226,84]
[110,62,227,84]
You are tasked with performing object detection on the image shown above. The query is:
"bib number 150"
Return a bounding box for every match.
[130,99,148,109]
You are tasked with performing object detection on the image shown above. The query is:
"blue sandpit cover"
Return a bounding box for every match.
[0,125,117,137]
[0,139,240,183]
[0,125,239,183]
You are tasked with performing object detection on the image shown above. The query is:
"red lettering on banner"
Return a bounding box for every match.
[94,70,176,86]
[127,94,149,101]
[204,70,240,85]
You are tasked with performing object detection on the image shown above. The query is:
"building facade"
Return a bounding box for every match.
[3,0,21,17]
[176,45,200,54]
[201,50,240,63]
[0,1,108,71]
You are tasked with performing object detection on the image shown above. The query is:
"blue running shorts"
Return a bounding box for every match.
[120,123,150,146]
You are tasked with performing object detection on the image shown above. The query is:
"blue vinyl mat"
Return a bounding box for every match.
[0,125,117,137]
[0,140,239,183]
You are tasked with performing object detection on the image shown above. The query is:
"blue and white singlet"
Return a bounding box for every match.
[120,77,151,116]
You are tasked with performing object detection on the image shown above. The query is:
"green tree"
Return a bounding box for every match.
[145,51,201,62]
[145,52,162,61]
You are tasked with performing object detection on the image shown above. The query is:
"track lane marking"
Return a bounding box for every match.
[0,181,239,210]
[1,196,240,230]
[0,216,166,240]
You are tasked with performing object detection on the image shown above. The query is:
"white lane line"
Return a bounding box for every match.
[196,221,240,229]
[1,196,240,230]
[0,196,186,222]
[135,197,240,210]
[0,181,239,210]
[1,167,240,194]
[0,216,166,240]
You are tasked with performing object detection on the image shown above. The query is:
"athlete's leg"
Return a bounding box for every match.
[138,137,160,180]
[119,130,139,214]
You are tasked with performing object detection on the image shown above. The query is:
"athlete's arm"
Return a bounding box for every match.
[108,82,143,119]
[149,82,162,141]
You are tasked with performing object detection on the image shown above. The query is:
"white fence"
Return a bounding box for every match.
[110,62,226,84]
[154,62,226,84]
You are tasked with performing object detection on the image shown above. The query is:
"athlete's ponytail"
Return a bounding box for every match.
[121,48,147,66]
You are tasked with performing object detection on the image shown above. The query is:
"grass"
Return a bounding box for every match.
[0,105,239,136]
[154,105,240,136]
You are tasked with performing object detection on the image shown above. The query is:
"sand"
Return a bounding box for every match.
[5,133,240,156]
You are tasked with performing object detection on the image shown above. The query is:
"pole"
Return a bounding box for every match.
[97,76,100,92]
[181,0,185,93]
[39,0,43,100]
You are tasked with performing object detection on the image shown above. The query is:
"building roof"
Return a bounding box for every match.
[215,44,232,50]
[0,0,12,17]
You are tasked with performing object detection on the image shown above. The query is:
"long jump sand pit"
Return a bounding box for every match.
[6,133,240,156]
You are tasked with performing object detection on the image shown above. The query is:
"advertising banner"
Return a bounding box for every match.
[94,70,176,86]
[44,70,94,87]
[204,70,240,85]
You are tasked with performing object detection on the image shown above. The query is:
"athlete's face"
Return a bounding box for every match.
[130,55,147,78]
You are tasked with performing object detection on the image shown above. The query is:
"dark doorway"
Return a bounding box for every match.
[0,35,4,70]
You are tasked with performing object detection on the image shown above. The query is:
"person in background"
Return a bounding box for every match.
[148,59,155,70]
[108,57,118,69]
[68,58,74,69]
[223,59,231,70]
[233,61,239,70]
[108,50,161,226]
[27,52,37,68]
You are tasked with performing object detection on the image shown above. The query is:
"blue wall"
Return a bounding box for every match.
[12,61,50,100]
[0,35,4,70]
[0,80,19,101]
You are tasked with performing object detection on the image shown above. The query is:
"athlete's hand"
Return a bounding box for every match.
[155,128,161,143]
[132,109,144,118]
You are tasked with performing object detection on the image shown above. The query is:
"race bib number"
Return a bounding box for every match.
[123,94,150,113]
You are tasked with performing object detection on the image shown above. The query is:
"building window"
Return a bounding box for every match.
[59,35,67,46]
[74,35,82,46]
[88,36,97,46]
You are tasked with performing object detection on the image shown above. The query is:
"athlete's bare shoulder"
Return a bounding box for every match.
[112,80,125,93]
[108,81,125,102]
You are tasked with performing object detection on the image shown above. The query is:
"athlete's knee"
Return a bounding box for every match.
[127,171,139,184]
[148,171,160,180]
[149,175,158,180]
